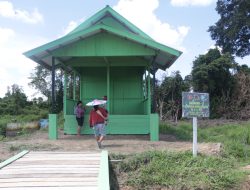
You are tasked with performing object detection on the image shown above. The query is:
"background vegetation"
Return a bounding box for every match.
[0,84,49,137]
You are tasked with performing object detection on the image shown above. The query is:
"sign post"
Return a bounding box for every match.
[193,117,197,156]
[182,92,209,157]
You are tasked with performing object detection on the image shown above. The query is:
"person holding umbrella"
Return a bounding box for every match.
[87,99,108,149]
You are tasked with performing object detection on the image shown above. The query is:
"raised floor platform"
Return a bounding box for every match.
[0,151,109,190]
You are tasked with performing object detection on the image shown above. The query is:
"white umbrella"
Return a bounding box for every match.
[86,99,107,106]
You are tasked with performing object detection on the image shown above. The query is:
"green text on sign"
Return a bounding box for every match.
[182,92,209,118]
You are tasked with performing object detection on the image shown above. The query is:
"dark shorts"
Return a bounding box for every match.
[76,117,84,127]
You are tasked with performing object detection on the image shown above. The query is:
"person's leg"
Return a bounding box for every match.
[94,124,101,148]
[98,135,104,142]
[77,117,84,136]
[97,124,106,148]
[95,136,100,141]
[77,127,81,136]
[95,124,104,149]
[76,118,80,136]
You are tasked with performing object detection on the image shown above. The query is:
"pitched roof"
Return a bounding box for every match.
[68,5,152,40]
[24,5,182,71]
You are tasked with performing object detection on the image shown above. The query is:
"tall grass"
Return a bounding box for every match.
[110,151,245,190]
[160,121,250,161]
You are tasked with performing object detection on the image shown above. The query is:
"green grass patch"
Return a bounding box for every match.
[110,151,246,190]
[160,121,193,141]
[160,121,250,161]
[8,143,59,152]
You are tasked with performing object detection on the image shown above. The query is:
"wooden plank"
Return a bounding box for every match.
[0,181,98,187]
[28,151,100,154]
[18,157,101,161]
[98,150,109,190]
[1,186,97,190]
[0,177,98,183]
[0,170,100,175]
[11,160,100,165]
[0,150,29,169]
[5,165,100,169]
[0,151,104,189]
[0,173,98,178]
[1,167,99,172]
[0,170,99,174]
[29,151,100,153]
[24,154,101,158]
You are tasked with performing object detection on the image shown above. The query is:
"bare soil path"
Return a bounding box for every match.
[0,129,221,162]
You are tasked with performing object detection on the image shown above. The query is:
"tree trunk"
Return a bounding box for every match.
[159,100,164,120]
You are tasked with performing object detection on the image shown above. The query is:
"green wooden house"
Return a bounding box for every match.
[24,6,182,141]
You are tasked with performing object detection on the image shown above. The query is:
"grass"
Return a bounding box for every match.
[0,110,48,139]
[8,143,60,152]
[160,121,250,162]
[110,151,246,190]
[109,121,250,189]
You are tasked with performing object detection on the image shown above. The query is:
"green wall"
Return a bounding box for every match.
[53,33,155,57]
[64,115,150,135]
[64,66,151,135]
[60,30,155,134]
[110,67,145,115]
[74,66,146,115]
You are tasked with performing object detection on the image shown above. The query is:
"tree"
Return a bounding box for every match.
[29,65,51,99]
[208,0,250,57]
[191,48,236,117]
[29,64,64,113]
[0,84,28,115]
[224,65,250,119]
[155,71,190,121]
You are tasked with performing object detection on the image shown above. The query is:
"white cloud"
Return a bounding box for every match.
[0,1,43,24]
[62,21,79,35]
[205,44,222,53]
[113,0,189,51]
[170,0,216,7]
[0,27,48,99]
[60,17,85,37]
[0,27,15,45]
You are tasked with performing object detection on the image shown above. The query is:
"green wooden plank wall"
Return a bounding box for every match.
[53,33,155,57]
[110,67,145,115]
[64,115,149,135]
[75,67,145,115]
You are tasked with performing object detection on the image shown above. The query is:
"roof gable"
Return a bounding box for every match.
[52,32,155,57]
[23,5,182,71]
[68,5,152,40]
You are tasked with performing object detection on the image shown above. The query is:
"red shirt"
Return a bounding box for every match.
[89,107,108,127]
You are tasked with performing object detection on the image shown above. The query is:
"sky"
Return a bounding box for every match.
[0,0,249,99]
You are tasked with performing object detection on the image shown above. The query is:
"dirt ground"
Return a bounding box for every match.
[1,128,249,190]
[0,128,222,162]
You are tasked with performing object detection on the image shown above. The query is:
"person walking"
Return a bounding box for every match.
[75,101,85,136]
[89,104,108,149]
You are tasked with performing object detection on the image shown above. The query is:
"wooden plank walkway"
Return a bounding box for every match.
[0,151,109,190]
